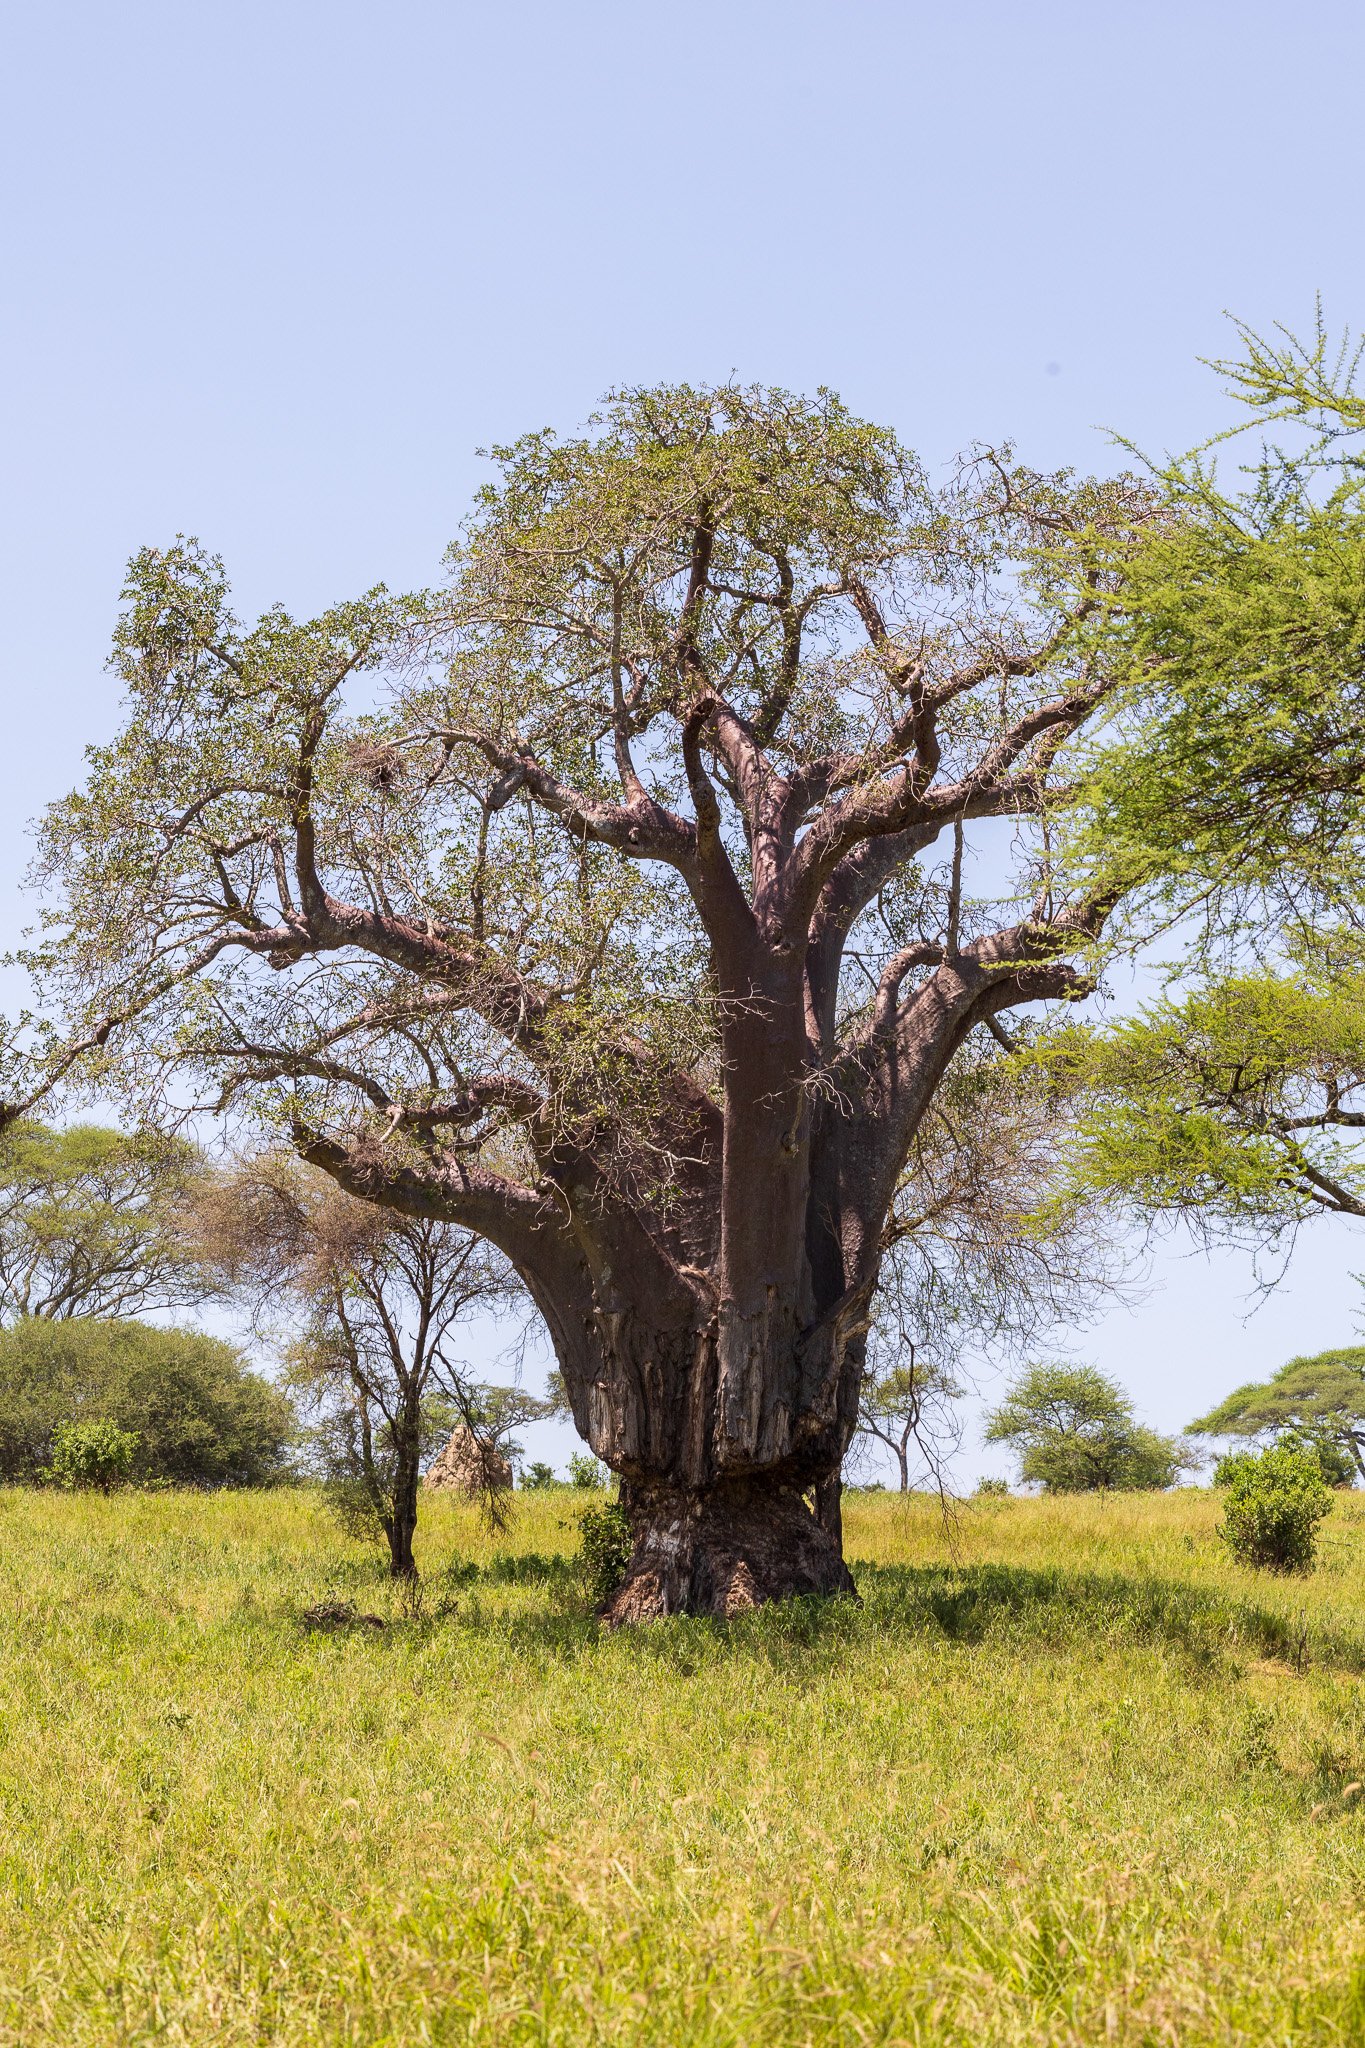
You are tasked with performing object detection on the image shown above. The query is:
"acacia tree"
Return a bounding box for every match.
[1189,1347,1365,1483]
[984,1362,1193,1493]
[0,1120,208,1322]
[25,383,1153,1618]
[459,1381,555,1475]
[1041,319,1365,1267]
[195,1156,512,1576]
[1072,314,1365,937]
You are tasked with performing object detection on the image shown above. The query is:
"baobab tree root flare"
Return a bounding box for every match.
[600,1480,858,1624]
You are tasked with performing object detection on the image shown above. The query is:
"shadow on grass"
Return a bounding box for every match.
[511,1556,1365,1678]
[851,1560,1364,1674]
[287,1551,1365,1679]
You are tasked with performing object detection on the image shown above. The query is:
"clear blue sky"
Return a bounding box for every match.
[3,0,1364,1479]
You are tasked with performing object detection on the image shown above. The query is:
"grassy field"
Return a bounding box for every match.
[7,1488,1365,2045]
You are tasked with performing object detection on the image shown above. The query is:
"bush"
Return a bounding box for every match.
[567,1450,608,1489]
[578,1498,632,1605]
[520,1460,557,1490]
[1024,1420,1188,1493]
[0,1317,296,1486]
[1218,1443,1332,1573]
[49,1418,139,1492]
[975,1476,1010,1497]
[1214,1429,1355,1490]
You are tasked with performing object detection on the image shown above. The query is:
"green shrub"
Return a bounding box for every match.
[975,1476,1010,1497]
[1214,1429,1355,1489]
[49,1418,139,1492]
[1218,1443,1332,1573]
[520,1460,557,1490]
[567,1450,608,1489]
[0,1317,295,1486]
[578,1499,632,1605]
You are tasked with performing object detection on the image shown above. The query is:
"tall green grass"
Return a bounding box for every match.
[5,1485,1365,2043]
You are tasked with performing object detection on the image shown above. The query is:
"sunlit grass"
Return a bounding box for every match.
[5,1485,1365,2042]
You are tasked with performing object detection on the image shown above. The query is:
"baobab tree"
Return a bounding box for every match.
[24,383,1153,1617]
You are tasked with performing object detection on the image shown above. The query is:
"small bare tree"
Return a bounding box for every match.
[854,1033,1126,1493]
[857,1353,964,1494]
[196,1155,515,1576]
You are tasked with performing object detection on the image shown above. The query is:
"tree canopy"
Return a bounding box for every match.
[0,1316,295,1486]
[1190,1346,1365,1483]
[1023,319,1365,1266]
[1070,313,1365,942]
[1038,953,1365,1250]
[24,385,1145,1160]
[0,1120,208,1323]
[984,1361,1193,1494]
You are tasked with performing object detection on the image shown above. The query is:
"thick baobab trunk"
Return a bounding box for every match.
[444,1053,879,1622]
[552,1262,868,1622]
[580,955,867,1621]
[601,1475,856,1624]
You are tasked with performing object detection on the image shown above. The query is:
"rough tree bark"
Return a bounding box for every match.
[381,1422,420,1580]
[308,910,1092,1621]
